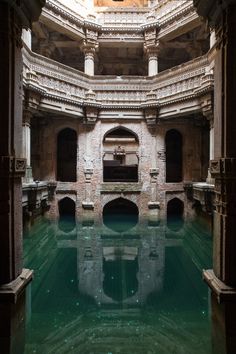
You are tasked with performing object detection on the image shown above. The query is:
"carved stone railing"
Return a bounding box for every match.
[96,8,149,27]
[41,0,199,41]
[23,46,213,113]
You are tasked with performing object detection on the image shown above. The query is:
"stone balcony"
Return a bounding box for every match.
[41,0,199,41]
[23,46,213,118]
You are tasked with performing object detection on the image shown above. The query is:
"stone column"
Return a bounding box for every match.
[195,3,236,354]
[144,27,159,76]
[82,36,98,76]
[22,110,33,182]
[147,48,159,76]
[0,1,44,353]
[22,28,32,49]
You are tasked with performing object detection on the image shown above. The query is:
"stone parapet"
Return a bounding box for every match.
[22,46,212,117]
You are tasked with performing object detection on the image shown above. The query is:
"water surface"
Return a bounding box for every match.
[23,217,212,354]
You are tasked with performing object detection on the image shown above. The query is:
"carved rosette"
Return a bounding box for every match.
[0,156,26,178]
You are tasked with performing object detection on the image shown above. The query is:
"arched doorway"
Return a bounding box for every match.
[103,127,139,182]
[165,129,183,183]
[57,128,77,182]
[103,198,139,232]
[167,198,184,231]
[58,197,76,232]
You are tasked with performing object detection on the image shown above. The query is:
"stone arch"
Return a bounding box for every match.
[58,197,76,232]
[103,126,139,143]
[103,127,139,182]
[165,129,183,183]
[167,197,184,231]
[57,128,77,182]
[103,197,139,232]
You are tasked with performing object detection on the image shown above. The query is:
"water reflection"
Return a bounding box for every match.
[23,216,212,354]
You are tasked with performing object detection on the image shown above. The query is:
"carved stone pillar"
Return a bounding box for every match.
[144,27,159,76]
[194,1,236,353]
[82,30,98,76]
[22,110,33,182]
[147,47,159,76]
[0,1,44,353]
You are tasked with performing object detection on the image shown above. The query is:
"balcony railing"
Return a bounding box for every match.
[23,46,213,114]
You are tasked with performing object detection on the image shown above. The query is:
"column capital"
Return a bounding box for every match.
[144,40,161,59]
[23,109,33,125]
[82,39,99,56]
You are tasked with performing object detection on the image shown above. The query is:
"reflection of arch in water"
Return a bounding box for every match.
[167,198,184,231]
[165,129,183,183]
[103,197,139,232]
[58,197,76,232]
[57,128,77,182]
[103,127,139,182]
[103,255,138,302]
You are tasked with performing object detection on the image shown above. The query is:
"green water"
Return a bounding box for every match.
[23,217,212,354]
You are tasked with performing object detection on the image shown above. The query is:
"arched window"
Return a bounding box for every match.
[103,127,139,182]
[165,129,183,183]
[167,198,184,231]
[103,197,139,232]
[57,128,77,182]
[58,197,76,232]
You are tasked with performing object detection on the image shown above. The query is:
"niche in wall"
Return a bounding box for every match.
[57,128,77,182]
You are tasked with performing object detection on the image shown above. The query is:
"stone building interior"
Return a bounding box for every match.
[1,0,236,353]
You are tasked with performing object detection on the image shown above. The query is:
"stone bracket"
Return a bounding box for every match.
[0,269,33,304]
[0,156,26,177]
[148,201,160,209]
[203,269,236,304]
[82,201,94,210]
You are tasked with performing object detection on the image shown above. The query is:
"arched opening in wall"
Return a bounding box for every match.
[103,198,139,232]
[103,127,139,182]
[103,255,138,302]
[57,128,77,182]
[58,197,76,232]
[165,129,183,183]
[167,198,184,232]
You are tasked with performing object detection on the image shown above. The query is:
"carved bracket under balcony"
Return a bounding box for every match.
[84,106,99,125]
[144,107,158,125]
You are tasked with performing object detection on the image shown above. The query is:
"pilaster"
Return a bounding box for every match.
[0,1,44,353]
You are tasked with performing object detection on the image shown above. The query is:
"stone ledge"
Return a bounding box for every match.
[203,269,236,303]
[0,269,33,304]
[100,182,142,193]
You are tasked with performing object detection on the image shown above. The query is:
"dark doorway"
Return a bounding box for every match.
[165,129,183,183]
[57,128,77,182]
[58,197,76,232]
[167,198,184,231]
[103,198,139,232]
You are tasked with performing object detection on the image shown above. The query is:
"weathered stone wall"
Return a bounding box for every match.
[32,114,208,223]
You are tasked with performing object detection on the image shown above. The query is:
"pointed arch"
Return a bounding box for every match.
[103,197,139,232]
[103,127,139,182]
